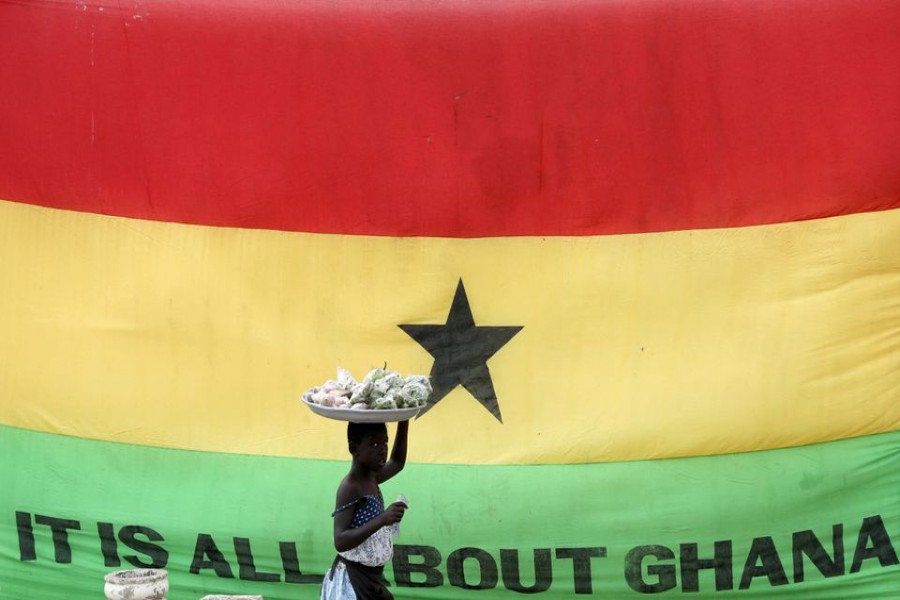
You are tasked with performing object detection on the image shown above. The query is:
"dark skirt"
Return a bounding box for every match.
[330,555,393,600]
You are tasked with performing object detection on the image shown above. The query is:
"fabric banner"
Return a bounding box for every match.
[1,1,899,598]
[2,426,898,597]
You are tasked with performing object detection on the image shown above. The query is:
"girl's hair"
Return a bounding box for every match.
[347,422,387,445]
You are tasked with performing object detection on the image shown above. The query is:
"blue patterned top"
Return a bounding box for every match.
[332,494,384,528]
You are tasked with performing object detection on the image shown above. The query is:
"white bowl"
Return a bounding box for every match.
[301,397,422,422]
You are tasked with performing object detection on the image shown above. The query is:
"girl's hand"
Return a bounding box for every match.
[379,501,407,525]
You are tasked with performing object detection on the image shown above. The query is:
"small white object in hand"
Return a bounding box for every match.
[391,494,408,537]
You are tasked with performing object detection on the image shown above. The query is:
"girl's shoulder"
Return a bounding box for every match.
[335,476,361,504]
[332,492,383,518]
[341,472,380,496]
[334,475,381,513]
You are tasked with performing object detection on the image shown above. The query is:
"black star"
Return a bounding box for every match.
[399,279,522,422]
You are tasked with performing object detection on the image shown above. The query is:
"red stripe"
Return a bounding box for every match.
[1,0,898,236]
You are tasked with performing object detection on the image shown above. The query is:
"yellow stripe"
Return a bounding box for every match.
[1,199,898,464]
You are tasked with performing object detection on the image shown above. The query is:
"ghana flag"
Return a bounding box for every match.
[1,0,899,598]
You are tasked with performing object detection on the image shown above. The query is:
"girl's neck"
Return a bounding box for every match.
[350,460,378,482]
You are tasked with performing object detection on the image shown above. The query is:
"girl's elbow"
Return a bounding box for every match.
[334,537,350,553]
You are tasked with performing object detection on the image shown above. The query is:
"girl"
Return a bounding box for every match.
[320,420,409,600]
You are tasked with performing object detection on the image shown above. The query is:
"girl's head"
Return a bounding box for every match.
[347,422,389,470]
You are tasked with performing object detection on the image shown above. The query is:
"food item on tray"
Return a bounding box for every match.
[302,367,432,410]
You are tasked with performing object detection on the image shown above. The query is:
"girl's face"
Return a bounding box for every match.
[354,429,389,471]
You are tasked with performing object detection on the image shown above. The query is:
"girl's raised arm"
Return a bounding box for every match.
[377,420,409,483]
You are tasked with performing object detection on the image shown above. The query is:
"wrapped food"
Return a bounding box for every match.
[337,368,357,389]
[350,379,373,404]
[302,366,432,411]
[373,396,398,410]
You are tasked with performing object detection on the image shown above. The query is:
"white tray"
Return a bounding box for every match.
[301,398,422,423]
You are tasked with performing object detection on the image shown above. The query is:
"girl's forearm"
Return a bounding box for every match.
[334,516,384,552]
[390,421,409,466]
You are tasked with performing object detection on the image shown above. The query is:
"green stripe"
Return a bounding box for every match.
[1,425,897,598]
